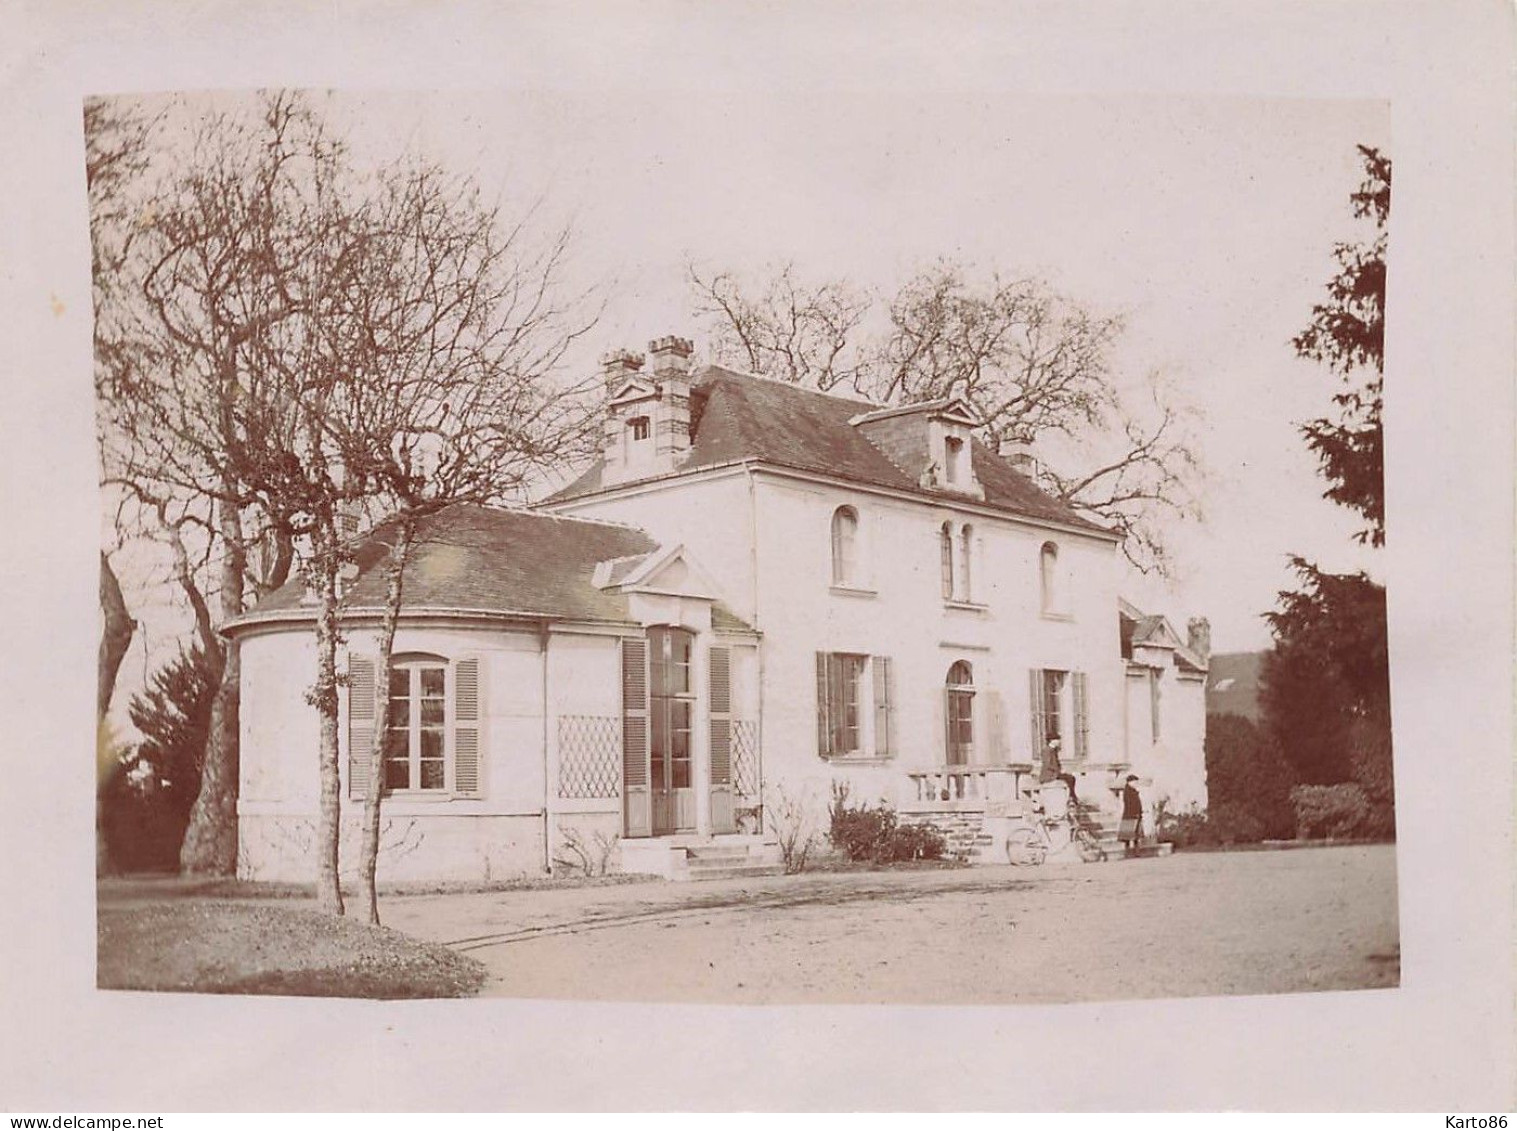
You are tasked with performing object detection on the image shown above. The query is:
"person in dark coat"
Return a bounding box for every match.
[1039,737,1078,804]
[1119,774,1143,855]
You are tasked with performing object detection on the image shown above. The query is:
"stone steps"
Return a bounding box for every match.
[669,841,786,882]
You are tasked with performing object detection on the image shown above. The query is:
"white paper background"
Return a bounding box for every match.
[0,0,1511,1112]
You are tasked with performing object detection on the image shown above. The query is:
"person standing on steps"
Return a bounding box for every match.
[1119,774,1144,856]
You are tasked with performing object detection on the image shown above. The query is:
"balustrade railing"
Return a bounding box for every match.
[904,763,1036,808]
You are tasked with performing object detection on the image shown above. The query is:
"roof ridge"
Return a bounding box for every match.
[697,363,878,410]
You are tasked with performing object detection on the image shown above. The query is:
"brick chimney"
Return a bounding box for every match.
[1187,616,1212,661]
[599,335,696,485]
[601,348,644,396]
[1003,441,1041,484]
[647,335,694,460]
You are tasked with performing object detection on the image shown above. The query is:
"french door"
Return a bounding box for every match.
[649,627,696,834]
[623,628,698,836]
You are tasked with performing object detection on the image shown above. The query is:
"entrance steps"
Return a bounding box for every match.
[619,834,785,881]
[967,801,1174,865]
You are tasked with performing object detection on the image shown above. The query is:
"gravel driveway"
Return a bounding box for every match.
[379,843,1399,1004]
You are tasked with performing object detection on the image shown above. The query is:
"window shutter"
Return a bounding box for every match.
[815,652,832,758]
[1072,671,1089,759]
[709,645,732,785]
[348,656,376,800]
[1150,669,1162,742]
[943,685,953,764]
[453,656,483,798]
[940,525,955,600]
[622,638,651,837]
[1028,668,1046,763]
[709,645,735,833]
[872,655,892,757]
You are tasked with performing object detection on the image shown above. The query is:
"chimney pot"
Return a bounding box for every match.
[1187,616,1212,661]
[648,335,695,377]
[601,349,645,392]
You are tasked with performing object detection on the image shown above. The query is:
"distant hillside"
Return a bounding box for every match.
[1206,651,1266,722]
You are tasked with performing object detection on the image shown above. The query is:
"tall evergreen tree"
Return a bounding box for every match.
[101,646,219,871]
[1263,147,1393,818]
[1291,145,1390,547]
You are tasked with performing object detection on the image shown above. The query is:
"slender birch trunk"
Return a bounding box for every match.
[359,518,414,925]
[312,521,346,915]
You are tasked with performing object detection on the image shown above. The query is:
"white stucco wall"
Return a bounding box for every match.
[1122,660,1209,817]
[551,471,759,621]
[745,473,1126,822]
[236,620,631,883]
[562,465,1138,829]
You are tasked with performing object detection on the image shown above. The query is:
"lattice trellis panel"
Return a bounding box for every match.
[558,715,622,799]
[732,718,760,798]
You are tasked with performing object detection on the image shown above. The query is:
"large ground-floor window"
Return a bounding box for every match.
[1031,667,1090,764]
[816,652,893,758]
[945,660,975,765]
[385,659,448,792]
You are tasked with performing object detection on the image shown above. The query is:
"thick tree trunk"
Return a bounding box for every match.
[313,525,346,916]
[98,552,136,719]
[179,499,244,876]
[97,551,137,873]
[359,520,413,925]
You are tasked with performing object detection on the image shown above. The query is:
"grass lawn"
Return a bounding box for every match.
[97,901,487,998]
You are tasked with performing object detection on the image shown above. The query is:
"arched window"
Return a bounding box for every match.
[940,521,955,600]
[1040,541,1060,613]
[831,506,859,586]
[959,523,974,602]
[945,660,974,765]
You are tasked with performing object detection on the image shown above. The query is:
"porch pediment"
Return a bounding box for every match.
[593,542,721,602]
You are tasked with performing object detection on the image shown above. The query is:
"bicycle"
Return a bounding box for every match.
[1005,798,1109,865]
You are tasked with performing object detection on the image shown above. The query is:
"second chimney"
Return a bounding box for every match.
[1187,616,1212,662]
[648,335,694,459]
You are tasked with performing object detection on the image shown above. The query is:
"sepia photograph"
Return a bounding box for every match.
[88,86,1397,1006]
[2,0,1513,1115]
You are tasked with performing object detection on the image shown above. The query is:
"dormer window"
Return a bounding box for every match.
[628,416,651,442]
[944,436,964,485]
[926,404,983,499]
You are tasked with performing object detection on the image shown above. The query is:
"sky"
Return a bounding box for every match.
[357,88,1390,653]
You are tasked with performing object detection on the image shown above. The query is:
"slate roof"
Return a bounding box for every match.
[546,365,1111,535]
[1206,651,1265,720]
[234,504,752,632]
[1119,601,1208,673]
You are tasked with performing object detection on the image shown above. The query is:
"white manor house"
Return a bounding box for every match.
[229,335,1210,881]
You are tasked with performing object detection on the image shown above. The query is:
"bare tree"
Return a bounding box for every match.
[96,90,604,915]
[302,161,602,924]
[690,263,873,392]
[689,261,1202,572]
[86,99,156,724]
[91,93,358,894]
